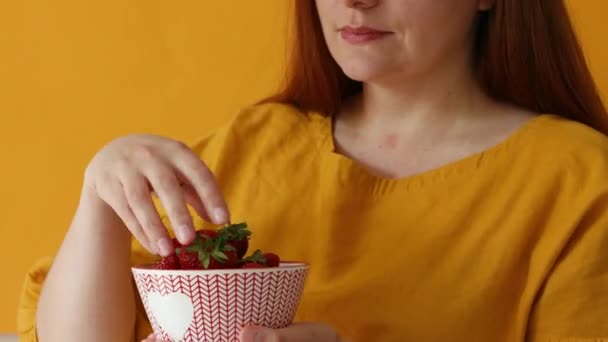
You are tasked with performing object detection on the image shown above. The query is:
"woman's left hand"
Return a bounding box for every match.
[141,322,344,342]
[240,322,345,342]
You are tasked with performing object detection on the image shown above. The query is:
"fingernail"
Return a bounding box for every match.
[212,208,229,224]
[157,238,173,256]
[176,226,195,243]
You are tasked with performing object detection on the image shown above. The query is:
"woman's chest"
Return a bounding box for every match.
[219,160,571,341]
[241,195,553,341]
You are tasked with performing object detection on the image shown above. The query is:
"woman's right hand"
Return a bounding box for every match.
[82,134,230,256]
[142,334,169,342]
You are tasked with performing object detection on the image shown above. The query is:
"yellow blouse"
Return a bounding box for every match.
[18,103,608,341]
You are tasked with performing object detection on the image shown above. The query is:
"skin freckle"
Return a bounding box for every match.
[384,134,398,150]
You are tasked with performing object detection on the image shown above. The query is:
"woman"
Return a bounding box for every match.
[19,0,608,341]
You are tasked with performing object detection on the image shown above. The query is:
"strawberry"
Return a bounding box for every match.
[263,253,280,267]
[222,249,239,268]
[158,223,279,271]
[219,223,251,259]
[175,231,238,269]
[177,250,202,269]
[207,249,238,269]
[241,249,281,268]
[155,254,180,270]
[171,230,217,269]
[228,239,249,259]
[242,249,265,266]
[242,262,268,269]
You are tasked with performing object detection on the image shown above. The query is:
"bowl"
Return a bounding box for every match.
[132,262,309,342]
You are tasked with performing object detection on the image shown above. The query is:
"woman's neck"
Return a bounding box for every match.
[333,59,534,179]
[342,55,494,136]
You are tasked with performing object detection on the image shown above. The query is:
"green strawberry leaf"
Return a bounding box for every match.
[218,222,251,241]
[185,245,200,253]
[199,251,211,269]
[242,249,266,264]
[211,250,228,262]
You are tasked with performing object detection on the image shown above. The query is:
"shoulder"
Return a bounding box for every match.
[523,119,608,339]
[524,114,608,170]
[193,102,327,145]
[517,114,608,198]
[530,114,608,151]
[189,102,328,166]
[525,118,608,339]
[227,102,326,140]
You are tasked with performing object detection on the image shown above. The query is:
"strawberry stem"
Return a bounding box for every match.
[241,249,266,264]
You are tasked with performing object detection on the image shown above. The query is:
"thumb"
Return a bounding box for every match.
[240,323,343,342]
[239,325,280,342]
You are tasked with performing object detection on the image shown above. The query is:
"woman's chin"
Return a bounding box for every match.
[339,64,395,84]
[341,70,380,83]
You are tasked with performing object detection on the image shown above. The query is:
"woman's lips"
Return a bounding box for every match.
[339,26,392,44]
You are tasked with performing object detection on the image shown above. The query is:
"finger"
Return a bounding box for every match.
[181,182,211,222]
[240,323,344,342]
[144,164,196,245]
[240,325,279,342]
[151,184,210,225]
[121,170,172,257]
[170,146,230,225]
[277,323,344,342]
[116,186,156,254]
[98,177,155,254]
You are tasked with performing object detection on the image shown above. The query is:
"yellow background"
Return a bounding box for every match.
[0,0,605,333]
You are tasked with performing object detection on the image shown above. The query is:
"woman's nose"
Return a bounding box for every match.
[344,0,379,10]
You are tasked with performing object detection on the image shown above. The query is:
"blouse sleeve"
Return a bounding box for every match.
[527,190,608,341]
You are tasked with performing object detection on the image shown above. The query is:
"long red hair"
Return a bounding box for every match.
[263,0,608,135]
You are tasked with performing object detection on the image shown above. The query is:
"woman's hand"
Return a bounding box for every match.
[141,323,344,342]
[141,334,169,342]
[240,323,346,342]
[37,133,230,341]
[83,134,230,256]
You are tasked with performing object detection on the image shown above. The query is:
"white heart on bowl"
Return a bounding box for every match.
[147,292,194,341]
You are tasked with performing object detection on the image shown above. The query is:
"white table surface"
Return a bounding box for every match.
[0,335,17,342]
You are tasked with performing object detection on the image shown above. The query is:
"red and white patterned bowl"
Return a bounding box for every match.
[132,263,309,342]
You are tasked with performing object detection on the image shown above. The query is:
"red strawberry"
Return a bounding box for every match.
[263,253,280,267]
[171,224,257,270]
[241,249,281,268]
[228,239,249,259]
[206,258,221,269]
[170,230,217,269]
[222,249,239,268]
[155,254,180,270]
[178,250,202,270]
[242,262,268,269]
[205,248,239,269]
[219,223,251,259]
